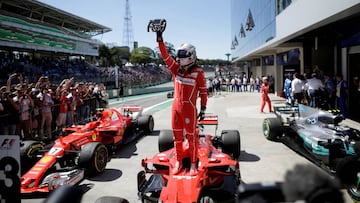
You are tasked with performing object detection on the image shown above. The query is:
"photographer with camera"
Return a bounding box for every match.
[148,19,208,175]
[38,87,54,140]
[6,73,34,139]
[0,85,20,135]
[14,85,34,140]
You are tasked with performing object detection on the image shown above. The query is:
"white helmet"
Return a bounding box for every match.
[177,43,197,67]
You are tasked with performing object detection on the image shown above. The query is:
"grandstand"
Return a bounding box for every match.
[0,0,173,95]
[0,0,111,57]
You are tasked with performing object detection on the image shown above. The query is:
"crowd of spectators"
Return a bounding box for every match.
[0,56,172,88]
[101,64,172,87]
[0,55,172,142]
[0,56,95,85]
[0,72,108,141]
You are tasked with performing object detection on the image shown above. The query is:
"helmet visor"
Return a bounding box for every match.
[177,50,191,58]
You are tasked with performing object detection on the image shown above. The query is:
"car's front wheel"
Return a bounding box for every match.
[263,117,283,141]
[78,142,108,176]
[20,140,45,174]
[348,185,360,202]
[336,155,360,202]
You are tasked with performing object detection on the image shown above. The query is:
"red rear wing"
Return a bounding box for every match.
[198,114,218,125]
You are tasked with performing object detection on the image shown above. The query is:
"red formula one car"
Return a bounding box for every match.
[20,106,154,194]
[137,114,241,203]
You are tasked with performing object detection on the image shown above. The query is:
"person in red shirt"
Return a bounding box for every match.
[56,90,70,135]
[151,19,208,175]
[260,77,272,113]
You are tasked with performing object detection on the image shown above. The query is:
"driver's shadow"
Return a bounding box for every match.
[239,150,260,162]
[145,129,160,137]
[111,142,138,159]
[110,130,159,159]
[86,169,123,182]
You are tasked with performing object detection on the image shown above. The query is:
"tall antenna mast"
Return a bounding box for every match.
[122,0,134,50]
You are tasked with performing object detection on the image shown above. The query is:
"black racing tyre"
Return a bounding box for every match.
[20,140,45,174]
[158,129,174,152]
[336,155,360,202]
[138,114,155,134]
[20,140,44,158]
[221,130,241,160]
[78,142,108,176]
[263,118,283,141]
[198,195,215,203]
[95,196,129,203]
[336,156,360,186]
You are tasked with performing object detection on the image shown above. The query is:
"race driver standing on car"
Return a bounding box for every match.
[150,19,207,175]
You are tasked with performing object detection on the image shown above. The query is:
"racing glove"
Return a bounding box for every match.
[156,31,163,42]
[198,106,206,121]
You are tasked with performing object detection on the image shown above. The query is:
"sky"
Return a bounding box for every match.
[39,0,232,60]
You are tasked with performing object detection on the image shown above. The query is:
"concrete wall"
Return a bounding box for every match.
[106,86,174,99]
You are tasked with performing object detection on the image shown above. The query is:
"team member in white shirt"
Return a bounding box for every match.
[304,72,324,108]
[291,73,304,106]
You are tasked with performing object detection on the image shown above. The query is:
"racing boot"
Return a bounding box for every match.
[189,163,198,176]
[172,141,183,174]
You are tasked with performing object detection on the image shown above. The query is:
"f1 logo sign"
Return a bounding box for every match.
[0,138,16,149]
[0,135,20,203]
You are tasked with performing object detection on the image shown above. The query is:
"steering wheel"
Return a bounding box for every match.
[147,19,167,33]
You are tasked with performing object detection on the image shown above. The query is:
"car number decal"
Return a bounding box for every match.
[48,148,62,155]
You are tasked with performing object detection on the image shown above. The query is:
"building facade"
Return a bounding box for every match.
[231,0,360,121]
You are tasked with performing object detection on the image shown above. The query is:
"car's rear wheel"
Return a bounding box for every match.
[79,142,108,176]
[158,129,174,152]
[138,114,154,134]
[263,117,283,141]
[221,130,241,160]
[20,140,45,174]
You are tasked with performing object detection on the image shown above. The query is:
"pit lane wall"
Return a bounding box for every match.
[106,85,174,99]
[105,71,214,98]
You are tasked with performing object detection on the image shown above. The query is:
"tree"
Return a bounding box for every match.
[110,47,130,66]
[129,47,156,65]
[98,45,130,67]
[153,41,176,65]
[98,45,110,67]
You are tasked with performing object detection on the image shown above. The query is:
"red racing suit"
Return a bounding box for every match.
[260,83,272,112]
[158,41,208,164]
